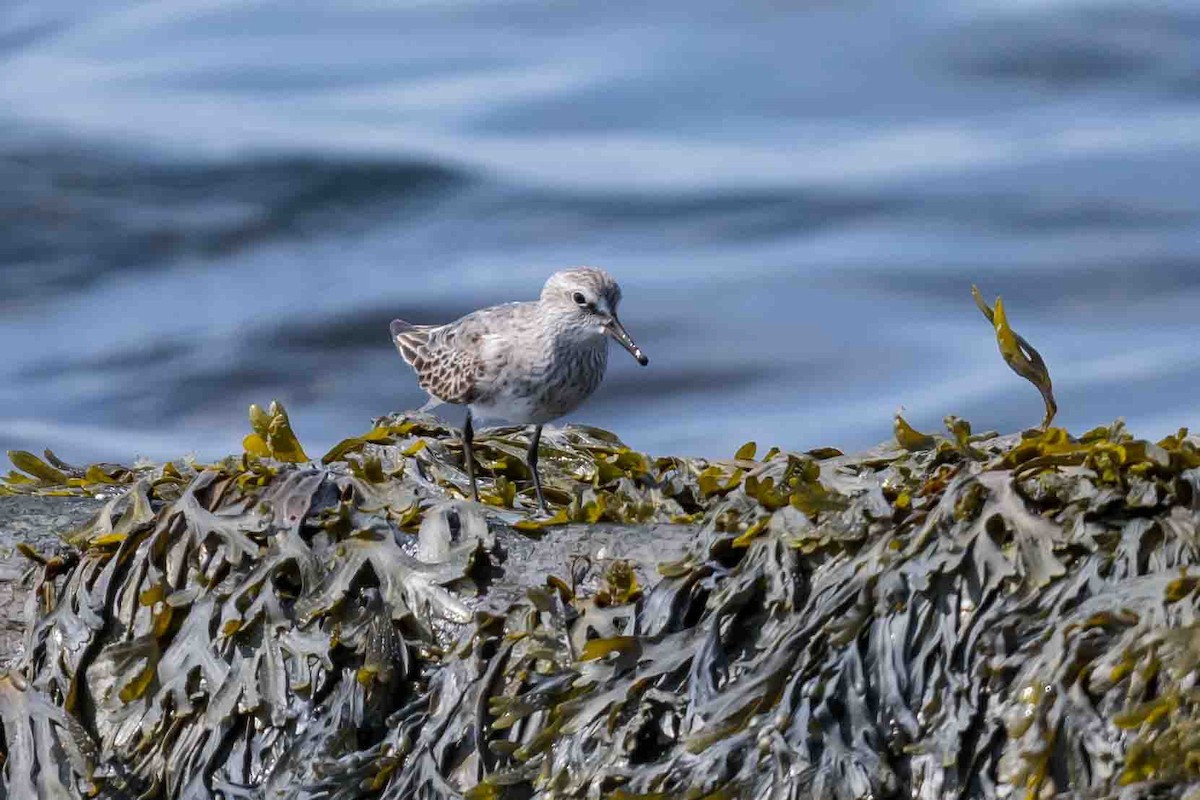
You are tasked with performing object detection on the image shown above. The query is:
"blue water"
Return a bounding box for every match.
[2,0,1200,463]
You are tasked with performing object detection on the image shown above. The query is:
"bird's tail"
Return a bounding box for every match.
[390,318,432,367]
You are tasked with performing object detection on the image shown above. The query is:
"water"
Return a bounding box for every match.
[2,0,1200,463]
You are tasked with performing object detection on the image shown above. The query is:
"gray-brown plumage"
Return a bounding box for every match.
[390,267,648,512]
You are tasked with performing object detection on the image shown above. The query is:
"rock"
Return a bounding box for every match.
[0,496,103,668]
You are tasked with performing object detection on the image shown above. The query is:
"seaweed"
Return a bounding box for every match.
[4,289,1200,799]
[244,400,311,463]
[4,399,1200,799]
[973,286,1057,429]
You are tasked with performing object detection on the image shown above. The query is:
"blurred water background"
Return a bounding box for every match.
[2,0,1199,463]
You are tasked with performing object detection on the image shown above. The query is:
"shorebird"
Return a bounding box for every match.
[390,267,649,512]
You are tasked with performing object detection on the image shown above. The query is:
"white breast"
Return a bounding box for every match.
[471,336,608,425]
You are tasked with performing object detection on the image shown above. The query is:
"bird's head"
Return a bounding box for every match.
[541,267,649,366]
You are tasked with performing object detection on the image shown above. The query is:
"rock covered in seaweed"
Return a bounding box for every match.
[4,412,1200,799]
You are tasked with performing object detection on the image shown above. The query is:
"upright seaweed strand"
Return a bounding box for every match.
[973,285,1057,429]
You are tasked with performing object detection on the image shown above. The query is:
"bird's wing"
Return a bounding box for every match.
[390,317,485,405]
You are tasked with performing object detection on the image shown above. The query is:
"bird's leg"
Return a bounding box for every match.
[462,409,480,503]
[527,424,547,513]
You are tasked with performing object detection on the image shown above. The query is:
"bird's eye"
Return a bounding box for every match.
[572,291,587,306]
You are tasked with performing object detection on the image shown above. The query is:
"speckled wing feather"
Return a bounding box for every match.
[391,317,488,405]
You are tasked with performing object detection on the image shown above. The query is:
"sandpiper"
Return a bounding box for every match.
[390,267,649,512]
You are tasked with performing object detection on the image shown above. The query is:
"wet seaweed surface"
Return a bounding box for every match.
[4,405,1200,800]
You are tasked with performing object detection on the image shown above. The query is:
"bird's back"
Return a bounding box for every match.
[391,302,531,406]
[392,298,613,423]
